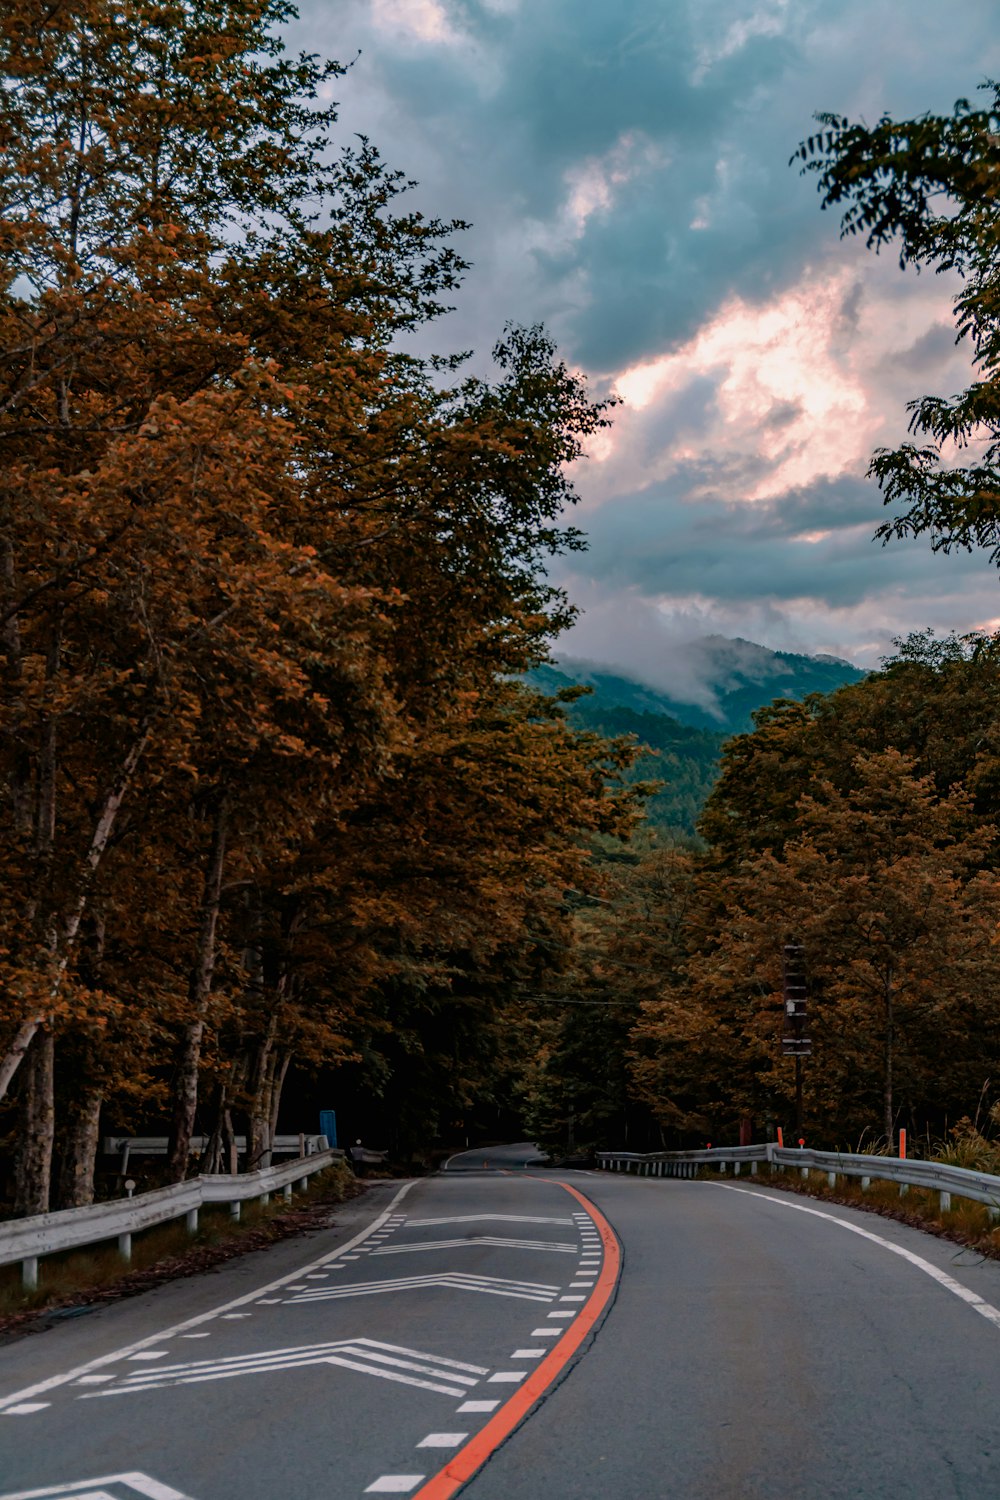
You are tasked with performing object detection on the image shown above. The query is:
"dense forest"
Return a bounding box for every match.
[527,84,1000,1160]
[6,4,1000,1216]
[526,634,1000,1157]
[0,0,646,1213]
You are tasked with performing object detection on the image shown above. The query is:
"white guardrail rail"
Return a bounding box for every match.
[0,1147,345,1289]
[597,1143,1000,1220]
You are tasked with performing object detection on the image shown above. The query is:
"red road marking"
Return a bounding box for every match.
[411,1179,620,1500]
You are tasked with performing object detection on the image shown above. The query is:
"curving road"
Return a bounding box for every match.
[2,1144,1000,1498]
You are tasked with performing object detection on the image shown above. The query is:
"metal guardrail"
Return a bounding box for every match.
[0,1147,345,1289]
[596,1144,1000,1219]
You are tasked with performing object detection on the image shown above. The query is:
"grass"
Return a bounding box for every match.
[0,1162,359,1324]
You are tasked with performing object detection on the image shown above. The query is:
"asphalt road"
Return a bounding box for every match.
[3,1146,1000,1499]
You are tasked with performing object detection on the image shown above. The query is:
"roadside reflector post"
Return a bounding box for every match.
[776,1127,784,1148]
[21,1256,38,1290]
[899,1129,907,1160]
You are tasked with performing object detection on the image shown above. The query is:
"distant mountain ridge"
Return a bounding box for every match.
[527,638,866,835]
[534,636,865,736]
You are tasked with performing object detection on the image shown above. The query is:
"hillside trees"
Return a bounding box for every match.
[0,0,639,1210]
[620,638,1000,1148]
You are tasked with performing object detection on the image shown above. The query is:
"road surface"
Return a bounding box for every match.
[3,1143,1000,1498]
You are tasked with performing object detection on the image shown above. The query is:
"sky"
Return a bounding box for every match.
[290,0,1000,682]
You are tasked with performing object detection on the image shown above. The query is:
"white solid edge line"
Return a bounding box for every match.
[0,1180,417,1413]
[714,1183,1000,1330]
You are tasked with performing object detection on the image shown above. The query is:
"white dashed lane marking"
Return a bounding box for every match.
[416,1434,468,1449]
[364,1477,424,1494]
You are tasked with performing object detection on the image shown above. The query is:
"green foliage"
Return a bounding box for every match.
[795,85,1000,562]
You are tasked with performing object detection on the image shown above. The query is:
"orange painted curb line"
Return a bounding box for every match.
[411,1179,621,1500]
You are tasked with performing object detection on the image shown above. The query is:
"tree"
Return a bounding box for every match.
[643,752,1000,1147]
[0,0,637,1211]
[795,85,1000,562]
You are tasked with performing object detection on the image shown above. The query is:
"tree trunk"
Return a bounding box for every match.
[247,1009,280,1170]
[2,537,32,839]
[0,721,154,1102]
[167,796,228,1181]
[883,965,894,1147]
[14,1029,55,1216]
[55,1084,103,1208]
[269,1050,292,1145]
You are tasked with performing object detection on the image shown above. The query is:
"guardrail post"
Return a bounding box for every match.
[989,1205,999,1224]
[734,1162,741,1176]
[899,1184,909,1198]
[230,1200,241,1220]
[259,1191,270,1207]
[186,1208,199,1234]
[718,1161,726,1174]
[751,1161,758,1175]
[118,1231,132,1264]
[861,1176,870,1191]
[800,1166,808,1179]
[21,1256,38,1290]
[939,1190,951,1213]
[827,1171,837,1189]
[296,1172,308,1191]
[283,1183,292,1201]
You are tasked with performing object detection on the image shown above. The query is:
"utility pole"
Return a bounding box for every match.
[781,943,810,1139]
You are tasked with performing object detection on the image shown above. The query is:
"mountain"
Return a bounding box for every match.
[528,638,866,835]
[535,637,865,736]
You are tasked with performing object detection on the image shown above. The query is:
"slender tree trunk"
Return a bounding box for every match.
[167,796,228,1181]
[883,965,894,1147]
[2,536,32,839]
[247,1006,280,1170]
[14,1029,55,1216]
[0,722,153,1102]
[269,1050,292,1145]
[55,1085,103,1208]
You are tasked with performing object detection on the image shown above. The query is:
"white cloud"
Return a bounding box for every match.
[370,0,465,49]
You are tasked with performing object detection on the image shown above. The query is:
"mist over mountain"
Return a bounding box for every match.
[530,637,865,835]
[538,636,865,736]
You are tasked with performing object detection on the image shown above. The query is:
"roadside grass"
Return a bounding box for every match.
[0,1163,359,1324]
[708,1164,1000,1259]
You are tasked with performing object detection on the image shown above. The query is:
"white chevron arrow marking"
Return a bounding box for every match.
[371,1237,577,1256]
[79,1340,487,1401]
[0,1477,195,1500]
[406,1215,574,1227]
[283,1271,561,1305]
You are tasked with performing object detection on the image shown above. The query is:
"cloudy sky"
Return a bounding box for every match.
[292,0,1000,678]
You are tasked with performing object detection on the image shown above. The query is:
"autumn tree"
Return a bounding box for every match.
[1,1,639,1210]
[636,752,1000,1148]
